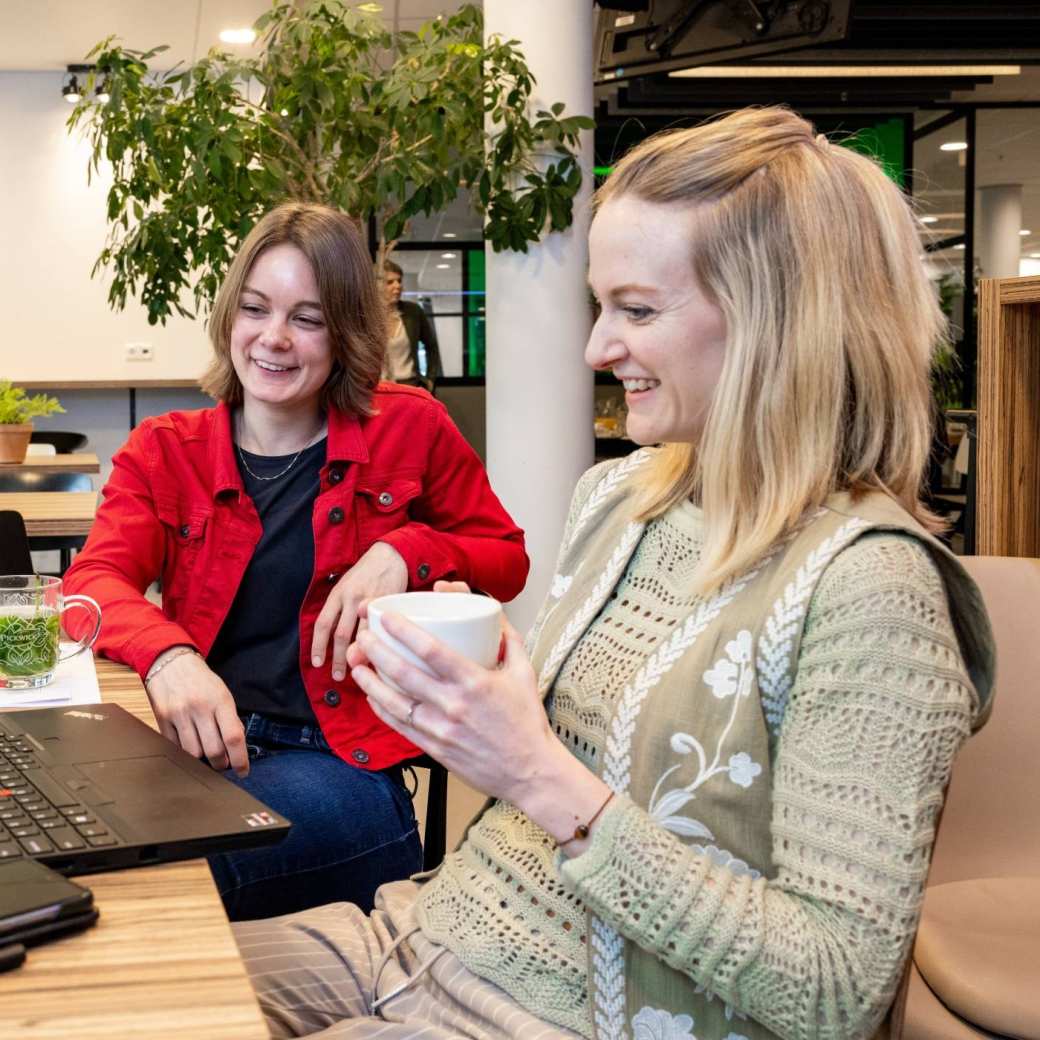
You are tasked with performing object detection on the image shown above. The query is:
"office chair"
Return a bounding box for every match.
[406,754,449,871]
[894,557,1040,1040]
[0,511,34,575]
[29,431,88,454]
[0,471,94,574]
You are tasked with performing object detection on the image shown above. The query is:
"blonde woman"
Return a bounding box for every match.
[233,109,994,1040]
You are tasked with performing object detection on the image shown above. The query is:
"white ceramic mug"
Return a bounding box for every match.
[366,591,503,691]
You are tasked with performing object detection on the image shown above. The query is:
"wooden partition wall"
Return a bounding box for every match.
[976,274,1040,556]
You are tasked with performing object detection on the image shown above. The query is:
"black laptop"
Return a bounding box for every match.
[0,704,290,875]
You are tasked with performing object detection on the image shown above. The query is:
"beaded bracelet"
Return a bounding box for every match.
[145,646,199,687]
[558,792,615,848]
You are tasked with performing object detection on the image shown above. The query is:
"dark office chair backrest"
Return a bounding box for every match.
[0,473,95,575]
[0,472,94,493]
[29,431,88,453]
[0,511,34,575]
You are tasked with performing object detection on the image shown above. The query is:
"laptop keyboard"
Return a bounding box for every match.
[0,731,122,861]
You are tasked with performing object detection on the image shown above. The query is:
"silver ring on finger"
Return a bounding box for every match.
[405,700,418,728]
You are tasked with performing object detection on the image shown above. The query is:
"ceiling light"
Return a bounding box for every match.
[441,232,457,239]
[940,141,969,152]
[440,252,457,259]
[919,216,939,225]
[1020,229,1032,236]
[219,28,257,45]
[95,77,111,104]
[436,263,451,269]
[280,108,289,117]
[62,76,81,103]
[954,243,966,250]
[358,3,383,11]
[669,64,1020,79]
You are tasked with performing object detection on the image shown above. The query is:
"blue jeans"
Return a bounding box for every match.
[208,713,422,922]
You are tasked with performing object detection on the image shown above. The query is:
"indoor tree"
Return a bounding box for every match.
[68,1,593,325]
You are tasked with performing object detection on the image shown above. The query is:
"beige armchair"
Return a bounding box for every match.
[896,556,1040,1039]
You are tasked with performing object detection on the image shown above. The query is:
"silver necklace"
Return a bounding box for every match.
[236,441,306,482]
[235,418,325,482]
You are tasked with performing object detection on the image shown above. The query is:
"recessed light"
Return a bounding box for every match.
[441,232,457,239]
[940,141,968,152]
[1020,229,1032,236]
[436,263,451,269]
[440,252,457,259]
[219,28,256,45]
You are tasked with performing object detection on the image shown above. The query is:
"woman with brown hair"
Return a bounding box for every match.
[64,202,528,921]
[232,109,993,1039]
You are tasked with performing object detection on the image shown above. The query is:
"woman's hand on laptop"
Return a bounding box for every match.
[144,650,249,777]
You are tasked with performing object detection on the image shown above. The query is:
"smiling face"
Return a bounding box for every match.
[585,196,727,447]
[229,243,333,417]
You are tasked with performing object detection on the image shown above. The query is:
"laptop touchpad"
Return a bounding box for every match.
[77,757,225,839]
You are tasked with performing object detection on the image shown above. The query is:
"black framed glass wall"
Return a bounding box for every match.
[377,192,487,380]
[914,111,974,405]
[386,242,485,379]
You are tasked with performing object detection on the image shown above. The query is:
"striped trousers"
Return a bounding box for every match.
[233,880,584,1040]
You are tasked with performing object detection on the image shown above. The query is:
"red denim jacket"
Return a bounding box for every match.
[64,385,528,769]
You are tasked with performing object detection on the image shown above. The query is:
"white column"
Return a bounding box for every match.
[483,1,595,633]
[978,184,1022,279]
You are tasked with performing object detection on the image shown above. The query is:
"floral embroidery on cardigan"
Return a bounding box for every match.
[631,1006,750,1040]
[594,561,771,1040]
[647,631,763,841]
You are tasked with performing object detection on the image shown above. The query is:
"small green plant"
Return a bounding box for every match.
[0,381,64,425]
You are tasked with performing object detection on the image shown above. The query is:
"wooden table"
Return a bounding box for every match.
[0,492,97,537]
[0,453,100,475]
[0,660,268,1039]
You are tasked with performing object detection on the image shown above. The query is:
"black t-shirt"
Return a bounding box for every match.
[207,439,327,723]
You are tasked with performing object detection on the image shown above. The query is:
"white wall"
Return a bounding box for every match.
[0,72,211,383]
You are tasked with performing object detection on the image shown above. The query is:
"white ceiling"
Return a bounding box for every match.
[0,0,461,71]
[3,1,1035,272]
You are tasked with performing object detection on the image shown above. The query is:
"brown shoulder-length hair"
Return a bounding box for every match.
[203,202,386,416]
[594,106,945,593]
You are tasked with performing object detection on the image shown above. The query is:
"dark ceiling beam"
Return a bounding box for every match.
[914,109,969,138]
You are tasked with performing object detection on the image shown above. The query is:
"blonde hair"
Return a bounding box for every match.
[203,202,386,416]
[595,106,944,591]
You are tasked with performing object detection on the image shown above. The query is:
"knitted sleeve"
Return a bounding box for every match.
[559,533,980,1040]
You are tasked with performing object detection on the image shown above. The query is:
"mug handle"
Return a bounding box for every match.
[58,594,102,664]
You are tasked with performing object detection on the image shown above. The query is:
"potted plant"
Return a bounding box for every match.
[0,382,64,464]
[67,2,593,324]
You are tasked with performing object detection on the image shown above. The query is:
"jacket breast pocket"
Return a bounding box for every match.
[355,478,422,546]
[156,500,211,608]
